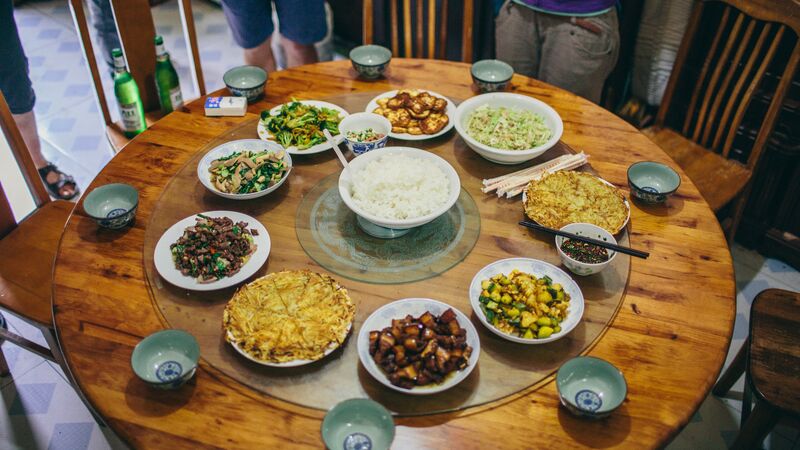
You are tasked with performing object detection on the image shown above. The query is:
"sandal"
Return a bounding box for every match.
[38,164,80,200]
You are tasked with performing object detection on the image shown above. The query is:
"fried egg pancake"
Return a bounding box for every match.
[223,270,355,363]
[524,171,629,234]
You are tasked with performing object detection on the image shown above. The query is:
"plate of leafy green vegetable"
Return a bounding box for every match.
[197,139,291,200]
[257,100,349,155]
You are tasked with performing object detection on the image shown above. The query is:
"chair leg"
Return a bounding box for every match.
[731,399,781,450]
[0,312,8,376]
[712,341,747,396]
[0,347,9,377]
[726,186,750,243]
[41,326,108,427]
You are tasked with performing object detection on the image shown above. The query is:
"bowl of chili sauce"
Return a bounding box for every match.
[555,223,617,276]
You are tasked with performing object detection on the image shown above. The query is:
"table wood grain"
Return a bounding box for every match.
[52,59,736,449]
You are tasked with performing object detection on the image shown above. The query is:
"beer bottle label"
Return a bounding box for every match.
[120,103,143,131]
[169,87,183,110]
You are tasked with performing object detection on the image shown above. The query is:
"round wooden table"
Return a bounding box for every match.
[53,59,736,449]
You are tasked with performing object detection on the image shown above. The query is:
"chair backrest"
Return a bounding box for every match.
[656,0,800,170]
[68,0,206,127]
[363,0,474,62]
[0,91,50,239]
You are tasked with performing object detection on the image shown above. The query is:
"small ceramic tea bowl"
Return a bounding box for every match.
[555,223,617,276]
[627,161,681,204]
[131,329,200,390]
[471,59,514,93]
[557,356,627,419]
[223,65,267,103]
[339,112,392,155]
[349,45,392,79]
[321,398,395,450]
[83,183,138,229]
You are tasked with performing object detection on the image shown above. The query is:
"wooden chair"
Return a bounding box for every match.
[0,91,74,377]
[363,0,474,62]
[68,0,206,152]
[712,289,800,450]
[642,0,800,240]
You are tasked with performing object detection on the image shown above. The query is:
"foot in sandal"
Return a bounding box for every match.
[38,163,80,201]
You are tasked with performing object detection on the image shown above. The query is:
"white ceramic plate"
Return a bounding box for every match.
[256,100,349,155]
[196,139,292,200]
[469,258,584,344]
[357,298,480,395]
[153,211,270,291]
[226,322,353,368]
[364,90,456,140]
[521,174,631,235]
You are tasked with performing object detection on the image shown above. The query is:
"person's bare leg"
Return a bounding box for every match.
[243,35,277,73]
[281,36,318,68]
[12,111,76,197]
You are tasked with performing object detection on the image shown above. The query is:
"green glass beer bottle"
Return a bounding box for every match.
[154,35,183,114]
[111,48,146,138]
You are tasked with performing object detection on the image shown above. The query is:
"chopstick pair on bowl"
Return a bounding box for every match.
[518,220,650,259]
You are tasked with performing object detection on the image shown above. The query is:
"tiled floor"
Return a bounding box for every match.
[4,1,800,449]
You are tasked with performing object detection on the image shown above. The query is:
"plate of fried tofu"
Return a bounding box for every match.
[366,89,455,140]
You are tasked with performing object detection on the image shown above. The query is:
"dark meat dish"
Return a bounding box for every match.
[170,214,257,282]
[368,308,472,389]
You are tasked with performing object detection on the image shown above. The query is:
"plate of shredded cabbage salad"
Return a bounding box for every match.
[257,100,349,155]
[465,105,552,150]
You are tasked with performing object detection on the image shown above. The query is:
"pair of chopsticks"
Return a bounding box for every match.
[518,220,650,259]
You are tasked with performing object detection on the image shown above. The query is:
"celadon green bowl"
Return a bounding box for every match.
[556,356,627,419]
[224,65,267,102]
[321,398,395,450]
[471,59,514,93]
[627,161,681,204]
[82,183,138,229]
[349,45,392,79]
[131,329,200,390]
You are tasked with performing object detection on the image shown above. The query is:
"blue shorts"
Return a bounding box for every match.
[221,0,327,49]
[0,0,36,114]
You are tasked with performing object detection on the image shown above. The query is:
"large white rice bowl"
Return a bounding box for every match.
[338,147,461,230]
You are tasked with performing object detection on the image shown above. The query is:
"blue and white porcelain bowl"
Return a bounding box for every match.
[339,112,391,155]
[627,161,681,204]
[556,356,627,419]
[349,45,392,79]
[223,65,267,103]
[83,183,138,229]
[471,59,514,93]
[321,398,395,450]
[131,329,200,390]
[555,223,617,276]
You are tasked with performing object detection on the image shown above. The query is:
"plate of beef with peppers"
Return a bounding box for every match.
[357,298,480,395]
[153,211,271,291]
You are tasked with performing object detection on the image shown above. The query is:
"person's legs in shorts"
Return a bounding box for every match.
[537,9,620,103]
[273,0,326,68]
[220,0,277,71]
[495,0,540,78]
[0,0,77,199]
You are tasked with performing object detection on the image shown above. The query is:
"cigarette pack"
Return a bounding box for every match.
[204,96,247,116]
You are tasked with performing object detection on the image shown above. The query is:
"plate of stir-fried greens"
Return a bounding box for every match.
[257,100,348,154]
[197,139,292,200]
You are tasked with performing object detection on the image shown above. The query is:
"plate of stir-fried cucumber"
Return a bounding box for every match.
[257,100,349,155]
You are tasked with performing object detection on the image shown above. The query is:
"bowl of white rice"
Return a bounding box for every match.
[338,147,461,236]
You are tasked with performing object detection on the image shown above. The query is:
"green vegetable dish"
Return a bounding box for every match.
[209,150,288,194]
[477,270,570,339]
[260,100,343,149]
[466,104,552,150]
